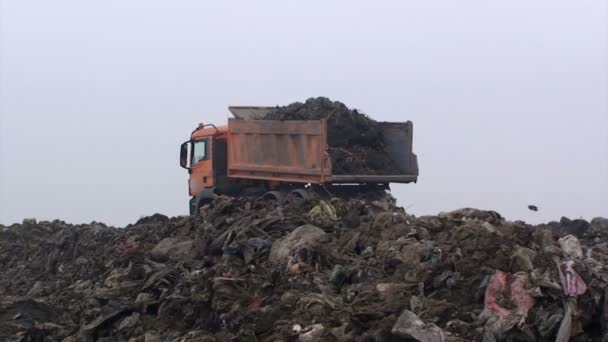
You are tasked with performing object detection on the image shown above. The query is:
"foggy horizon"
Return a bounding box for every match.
[1,1,607,227]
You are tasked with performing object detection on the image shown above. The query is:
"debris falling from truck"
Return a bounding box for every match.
[2,193,608,341]
[262,97,403,175]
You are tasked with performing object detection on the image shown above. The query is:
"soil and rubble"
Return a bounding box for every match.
[261,97,402,175]
[2,193,608,341]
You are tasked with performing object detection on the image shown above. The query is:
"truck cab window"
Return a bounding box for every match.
[193,140,208,163]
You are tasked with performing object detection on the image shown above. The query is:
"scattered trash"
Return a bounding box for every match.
[298,323,325,342]
[558,234,584,259]
[1,192,607,340]
[391,309,445,342]
[555,259,588,297]
[559,217,591,237]
[555,298,575,342]
[590,217,608,236]
[268,224,329,267]
[308,200,339,227]
[480,270,535,334]
[150,237,194,261]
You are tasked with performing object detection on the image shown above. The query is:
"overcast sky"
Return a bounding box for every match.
[1,1,607,226]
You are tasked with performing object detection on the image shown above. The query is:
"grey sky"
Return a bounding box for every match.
[1,0,607,226]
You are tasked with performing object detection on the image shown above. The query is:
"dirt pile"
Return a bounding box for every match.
[261,97,402,175]
[2,194,608,341]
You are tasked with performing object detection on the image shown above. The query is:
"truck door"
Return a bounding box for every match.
[189,138,214,196]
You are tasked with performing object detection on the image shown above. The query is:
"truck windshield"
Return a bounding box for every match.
[193,139,208,163]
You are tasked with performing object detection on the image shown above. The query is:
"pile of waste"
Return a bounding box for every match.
[1,193,608,341]
[261,97,402,175]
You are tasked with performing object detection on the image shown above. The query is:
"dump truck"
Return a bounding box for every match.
[180,106,419,214]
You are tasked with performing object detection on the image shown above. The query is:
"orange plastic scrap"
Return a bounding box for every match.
[484,271,535,319]
[556,259,588,297]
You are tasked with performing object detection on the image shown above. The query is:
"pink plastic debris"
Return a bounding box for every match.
[510,272,535,326]
[556,260,588,297]
[484,270,512,317]
[483,270,535,324]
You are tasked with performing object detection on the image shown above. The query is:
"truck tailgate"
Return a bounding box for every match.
[227,119,331,183]
[330,174,418,183]
[329,122,418,184]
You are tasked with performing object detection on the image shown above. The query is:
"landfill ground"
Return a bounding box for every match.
[1,192,608,342]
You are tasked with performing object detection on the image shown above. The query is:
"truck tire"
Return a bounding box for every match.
[190,188,217,215]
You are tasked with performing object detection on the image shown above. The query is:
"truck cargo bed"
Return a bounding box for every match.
[227,118,418,184]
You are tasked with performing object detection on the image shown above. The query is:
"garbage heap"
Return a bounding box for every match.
[261,97,402,175]
[1,194,608,342]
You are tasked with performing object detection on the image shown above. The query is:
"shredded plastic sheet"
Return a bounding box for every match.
[558,235,584,259]
[552,235,589,342]
[555,259,588,297]
[555,299,575,342]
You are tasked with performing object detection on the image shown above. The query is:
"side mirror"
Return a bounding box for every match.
[180,141,191,169]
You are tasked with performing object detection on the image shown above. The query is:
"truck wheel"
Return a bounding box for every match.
[289,188,312,200]
[286,188,318,203]
[259,191,285,202]
[190,188,217,215]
